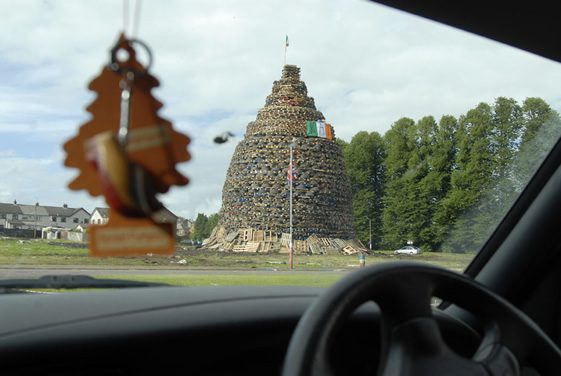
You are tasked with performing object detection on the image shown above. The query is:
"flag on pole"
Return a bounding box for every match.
[285,35,289,47]
[306,120,318,137]
[287,161,297,181]
[317,120,327,138]
[306,120,334,140]
[326,123,333,140]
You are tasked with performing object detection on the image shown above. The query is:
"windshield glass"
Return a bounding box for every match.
[1,0,560,289]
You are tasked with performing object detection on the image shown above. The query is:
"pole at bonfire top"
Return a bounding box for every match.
[284,35,289,65]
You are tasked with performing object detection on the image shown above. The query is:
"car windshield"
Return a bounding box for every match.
[1,0,560,290]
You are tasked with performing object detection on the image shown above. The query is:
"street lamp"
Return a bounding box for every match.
[288,138,297,270]
[34,203,38,238]
[367,217,372,251]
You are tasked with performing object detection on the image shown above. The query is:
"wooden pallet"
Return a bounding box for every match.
[294,240,307,253]
[254,230,264,242]
[280,233,290,247]
[225,231,239,243]
[245,241,260,253]
[232,245,248,252]
[342,245,358,255]
[240,228,253,242]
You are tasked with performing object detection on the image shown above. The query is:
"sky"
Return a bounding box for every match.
[1,0,561,220]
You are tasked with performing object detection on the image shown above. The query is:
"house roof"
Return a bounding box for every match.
[0,203,22,215]
[0,202,89,218]
[19,205,49,216]
[70,207,91,216]
[92,207,109,218]
[153,207,177,223]
[43,206,87,217]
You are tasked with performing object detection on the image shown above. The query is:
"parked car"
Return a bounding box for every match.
[394,246,421,255]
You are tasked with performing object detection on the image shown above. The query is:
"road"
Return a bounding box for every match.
[0,266,349,279]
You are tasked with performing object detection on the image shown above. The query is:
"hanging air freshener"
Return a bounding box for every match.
[63,33,190,257]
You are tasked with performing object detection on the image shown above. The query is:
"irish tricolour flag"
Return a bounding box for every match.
[306,120,333,140]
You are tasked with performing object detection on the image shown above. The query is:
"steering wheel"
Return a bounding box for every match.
[282,262,561,376]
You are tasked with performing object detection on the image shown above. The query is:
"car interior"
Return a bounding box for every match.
[2,1,561,375]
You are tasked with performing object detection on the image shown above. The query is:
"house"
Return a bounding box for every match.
[153,207,178,226]
[89,206,182,235]
[43,205,90,227]
[0,202,22,229]
[176,217,193,237]
[0,202,90,231]
[90,207,109,225]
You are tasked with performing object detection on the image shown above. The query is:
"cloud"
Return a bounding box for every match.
[0,157,104,214]
[1,0,561,219]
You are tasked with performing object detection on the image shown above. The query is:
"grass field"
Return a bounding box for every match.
[0,238,475,273]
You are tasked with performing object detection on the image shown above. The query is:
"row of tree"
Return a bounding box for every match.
[340,97,561,252]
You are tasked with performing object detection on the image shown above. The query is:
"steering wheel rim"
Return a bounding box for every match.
[282,262,561,376]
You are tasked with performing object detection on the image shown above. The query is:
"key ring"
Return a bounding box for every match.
[108,37,153,148]
[109,37,153,75]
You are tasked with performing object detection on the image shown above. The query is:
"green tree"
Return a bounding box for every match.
[417,115,459,250]
[442,103,495,251]
[190,213,221,241]
[429,115,459,247]
[381,117,417,248]
[382,115,458,250]
[205,213,220,237]
[443,98,524,252]
[342,131,386,248]
[383,118,416,179]
[190,213,209,242]
[405,116,439,249]
[513,98,561,190]
[490,97,524,179]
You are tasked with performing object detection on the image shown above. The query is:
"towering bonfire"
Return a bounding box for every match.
[206,65,360,253]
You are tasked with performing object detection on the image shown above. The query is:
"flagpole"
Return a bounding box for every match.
[289,141,294,270]
[284,35,288,66]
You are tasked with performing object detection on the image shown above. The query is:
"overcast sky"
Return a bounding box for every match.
[1,0,561,220]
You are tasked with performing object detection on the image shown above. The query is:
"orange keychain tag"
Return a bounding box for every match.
[63,34,190,256]
[88,209,175,257]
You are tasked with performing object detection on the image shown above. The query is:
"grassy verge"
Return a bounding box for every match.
[102,273,343,287]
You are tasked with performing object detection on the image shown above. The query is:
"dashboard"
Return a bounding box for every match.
[0,286,480,375]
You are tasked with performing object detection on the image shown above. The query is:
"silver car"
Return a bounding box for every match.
[394,246,421,255]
